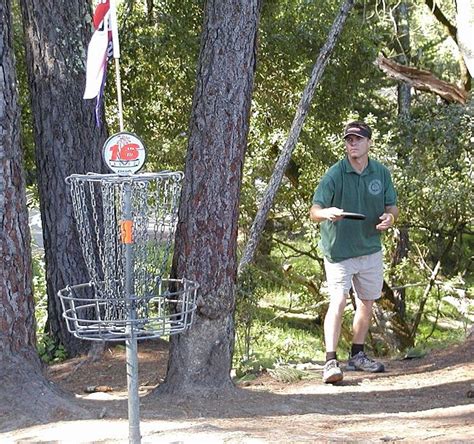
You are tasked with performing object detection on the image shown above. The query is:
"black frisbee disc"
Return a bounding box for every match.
[341,212,366,220]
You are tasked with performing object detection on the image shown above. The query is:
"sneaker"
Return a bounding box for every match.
[323,359,343,383]
[346,351,385,373]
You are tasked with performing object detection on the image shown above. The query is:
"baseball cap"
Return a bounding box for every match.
[343,122,372,139]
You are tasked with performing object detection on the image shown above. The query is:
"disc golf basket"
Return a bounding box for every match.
[58,171,198,443]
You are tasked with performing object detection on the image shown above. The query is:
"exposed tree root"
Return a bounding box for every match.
[0,356,90,432]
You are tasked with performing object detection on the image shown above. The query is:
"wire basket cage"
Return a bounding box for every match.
[58,171,198,341]
[58,278,198,341]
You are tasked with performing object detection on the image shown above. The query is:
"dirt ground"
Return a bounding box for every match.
[1,337,473,443]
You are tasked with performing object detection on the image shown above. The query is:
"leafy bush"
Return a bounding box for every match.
[32,253,68,363]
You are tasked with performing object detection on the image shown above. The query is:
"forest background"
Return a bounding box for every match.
[6,0,474,381]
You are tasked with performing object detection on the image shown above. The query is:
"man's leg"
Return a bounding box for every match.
[322,292,346,383]
[352,297,374,345]
[346,252,385,372]
[324,292,348,354]
[322,257,353,383]
[347,298,384,371]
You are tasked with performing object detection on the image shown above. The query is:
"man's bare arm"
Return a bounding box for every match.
[376,205,399,231]
[310,204,344,222]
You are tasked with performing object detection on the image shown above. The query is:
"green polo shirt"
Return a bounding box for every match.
[312,157,397,263]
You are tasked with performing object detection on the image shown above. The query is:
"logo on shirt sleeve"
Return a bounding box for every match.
[368,179,383,195]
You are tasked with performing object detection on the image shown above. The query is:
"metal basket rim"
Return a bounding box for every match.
[66,170,184,184]
[58,277,200,299]
[57,277,198,341]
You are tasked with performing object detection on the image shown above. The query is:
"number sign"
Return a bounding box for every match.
[102,132,146,174]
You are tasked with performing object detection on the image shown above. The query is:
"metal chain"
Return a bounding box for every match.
[104,182,123,320]
[70,180,98,283]
[67,172,183,323]
[89,180,105,280]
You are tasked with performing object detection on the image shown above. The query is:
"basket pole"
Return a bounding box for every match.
[122,182,141,444]
[62,172,196,443]
[110,0,124,132]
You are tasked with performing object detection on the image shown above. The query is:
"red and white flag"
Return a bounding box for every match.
[83,0,112,100]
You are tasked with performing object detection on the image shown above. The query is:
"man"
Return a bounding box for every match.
[310,121,398,384]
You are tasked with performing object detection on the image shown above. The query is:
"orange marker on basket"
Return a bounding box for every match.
[120,220,133,244]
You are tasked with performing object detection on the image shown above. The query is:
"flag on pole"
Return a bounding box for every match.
[84,0,113,100]
[109,0,121,59]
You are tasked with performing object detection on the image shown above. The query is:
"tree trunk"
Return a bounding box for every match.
[394,1,411,119]
[238,0,355,274]
[0,0,86,428]
[19,0,108,356]
[393,0,411,318]
[391,227,410,317]
[156,0,261,395]
[424,0,471,90]
[456,0,474,89]
[370,3,413,352]
[0,0,36,364]
[375,282,414,351]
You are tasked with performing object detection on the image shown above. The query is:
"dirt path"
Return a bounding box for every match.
[2,338,473,443]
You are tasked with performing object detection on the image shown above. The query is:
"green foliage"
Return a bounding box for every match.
[13,0,471,370]
[410,0,461,83]
[107,1,203,171]
[37,335,68,364]
[235,265,267,364]
[243,0,389,235]
[402,345,428,359]
[404,315,467,360]
[32,253,47,333]
[233,310,324,376]
[233,239,471,378]
[32,253,68,363]
[267,365,314,383]
[392,100,473,272]
[11,0,36,187]
[234,262,325,376]
[234,354,275,380]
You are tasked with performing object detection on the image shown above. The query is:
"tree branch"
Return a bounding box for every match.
[282,264,322,298]
[424,0,457,43]
[423,0,471,90]
[273,236,323,263]
[409,260,441,340]
[375,54,469,104]
[238,0,355,275]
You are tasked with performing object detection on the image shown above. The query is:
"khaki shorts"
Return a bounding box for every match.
[324,250,384,301]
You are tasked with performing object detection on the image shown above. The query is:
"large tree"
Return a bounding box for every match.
[19,0,108,356]
[0,0,85,427]
[157,0,261,394]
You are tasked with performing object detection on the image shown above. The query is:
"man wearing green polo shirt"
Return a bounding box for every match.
[310,121,398,384]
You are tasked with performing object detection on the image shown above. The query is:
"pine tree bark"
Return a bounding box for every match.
[156,0,261,395]
[0,0,86,428]
[19,0,108,356]
[0,0,35,364]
